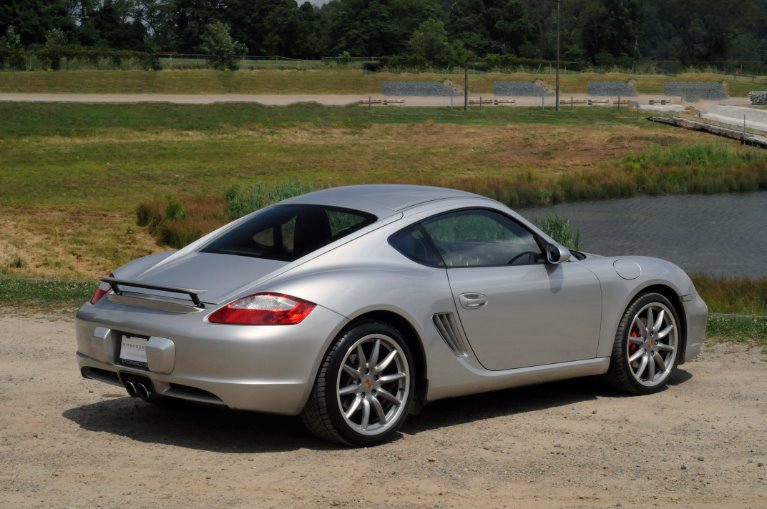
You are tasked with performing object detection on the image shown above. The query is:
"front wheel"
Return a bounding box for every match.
[606,292,681,395]
[301,321,414,446]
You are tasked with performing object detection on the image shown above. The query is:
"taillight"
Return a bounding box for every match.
[208,293,316,325]
[89,274,114,304]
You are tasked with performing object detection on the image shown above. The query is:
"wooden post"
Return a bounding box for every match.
[571,96,573,110]
[617,96,621,110]
[480,96,482,110]
[743,115,747,145]
[368,96,371,110]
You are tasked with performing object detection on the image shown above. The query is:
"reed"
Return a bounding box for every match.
[225,181,319,219]
[534,215,581,250]
[692,274,767,316]
[416,144,767,208]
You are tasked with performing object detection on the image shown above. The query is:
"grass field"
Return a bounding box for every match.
[1,102,765,280]
[0,69,762,96]
[0,102,765,323]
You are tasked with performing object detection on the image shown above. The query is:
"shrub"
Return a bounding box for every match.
[534,215,581,250]
[164,195,185,221]
[135,200,165,232]
[41,28,67,70]
[0,26,25,70]
[362,60,382,72]
[199,22,247,70]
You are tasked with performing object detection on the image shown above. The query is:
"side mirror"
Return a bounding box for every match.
[546,243,571,264]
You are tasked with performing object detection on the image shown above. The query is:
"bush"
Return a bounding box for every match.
[534,215,581,250]
[362,60,382,72]
[135,200,164,232]
[199,22,247,70]
[0,26,25,70]
[42,28,67,70]
[164,195,185,221]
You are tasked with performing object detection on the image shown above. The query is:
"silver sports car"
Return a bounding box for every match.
[76,184,707,446]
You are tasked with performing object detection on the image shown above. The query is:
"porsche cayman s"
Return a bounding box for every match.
[76,185,707,446]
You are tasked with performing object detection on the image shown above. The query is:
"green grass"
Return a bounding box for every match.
[0,102,672,213]
[691,274,767,316]
[0,69,761,96]
[0,277,94,310]
[706,315,767,345]
[0,101,649,137]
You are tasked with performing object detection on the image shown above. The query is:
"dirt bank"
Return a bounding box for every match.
[0,310,764,508]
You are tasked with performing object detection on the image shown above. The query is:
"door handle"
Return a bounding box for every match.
[459,293,488,310]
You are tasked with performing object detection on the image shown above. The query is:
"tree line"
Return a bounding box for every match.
[2,0,767,71]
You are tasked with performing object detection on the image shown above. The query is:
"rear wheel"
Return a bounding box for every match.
[606,292,681,394]
[301,321,414,446]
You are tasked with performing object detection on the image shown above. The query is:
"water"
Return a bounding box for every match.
[520,193,767,277]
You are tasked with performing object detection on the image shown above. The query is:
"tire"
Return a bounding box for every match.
[300,321,414,446]
[606,292,681,395]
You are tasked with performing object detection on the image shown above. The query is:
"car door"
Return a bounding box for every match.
[421,209,602,371]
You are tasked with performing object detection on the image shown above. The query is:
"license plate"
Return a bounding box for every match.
[120,336,148,365]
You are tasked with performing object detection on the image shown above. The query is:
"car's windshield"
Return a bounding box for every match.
[202,204,377,261]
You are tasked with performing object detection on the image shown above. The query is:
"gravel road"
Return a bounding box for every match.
[0,93,752,111]
[1,310,765,508]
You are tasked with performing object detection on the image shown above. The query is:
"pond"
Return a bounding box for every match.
[520,192,767,277]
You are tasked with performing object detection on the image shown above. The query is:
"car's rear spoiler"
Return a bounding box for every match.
[101,277,207,312]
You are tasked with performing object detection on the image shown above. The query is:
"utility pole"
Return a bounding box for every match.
[555,0,561,112]
[464,66,468,111]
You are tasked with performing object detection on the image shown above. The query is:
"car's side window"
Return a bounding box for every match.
[421,209,542,267]
[388,225,445,267]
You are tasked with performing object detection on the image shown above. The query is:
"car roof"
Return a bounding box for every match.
[280,184,483,218]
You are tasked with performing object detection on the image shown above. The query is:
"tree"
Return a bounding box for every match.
[448,0,536,57]
[134,0,178,51]
[42,28,67,70]
[326,0,436,57]
[172,0,226,54]
[408,18,456,67]
[580,0,642,65]
[0,0,72,46]
[0,26,26,70]
[448,0,491,55]
[199,22,247,70]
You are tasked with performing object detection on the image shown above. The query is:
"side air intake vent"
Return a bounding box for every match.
[432,313,469,357]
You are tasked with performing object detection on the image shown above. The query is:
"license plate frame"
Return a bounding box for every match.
[120,335,148,367]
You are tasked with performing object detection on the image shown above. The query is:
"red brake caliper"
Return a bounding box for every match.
[628,329,639,355]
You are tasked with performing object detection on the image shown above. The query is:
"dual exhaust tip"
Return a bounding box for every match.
[124,380,151,400]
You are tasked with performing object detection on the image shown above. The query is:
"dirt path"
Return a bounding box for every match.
[0,92,752,111]
[1,310,765,508]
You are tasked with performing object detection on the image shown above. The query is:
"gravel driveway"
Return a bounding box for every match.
[1,310,765,508]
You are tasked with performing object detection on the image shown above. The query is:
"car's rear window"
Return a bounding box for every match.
[201,204,377,261]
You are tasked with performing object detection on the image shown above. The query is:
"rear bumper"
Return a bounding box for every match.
[75,301,347,415]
